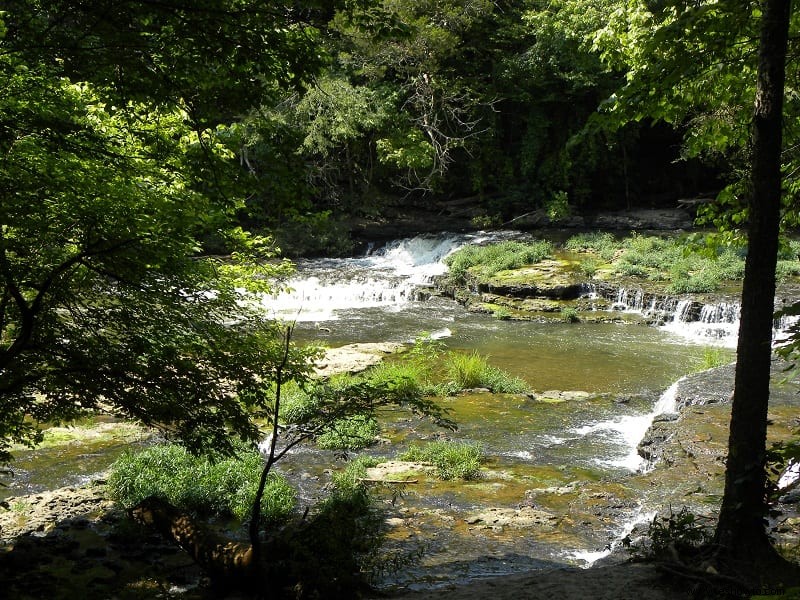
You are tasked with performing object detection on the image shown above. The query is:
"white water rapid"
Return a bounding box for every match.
[567,379,682,567]
[261,232,511,322]
[570,379,681,473]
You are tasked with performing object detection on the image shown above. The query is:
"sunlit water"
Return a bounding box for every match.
[5,232,741,590]
[258,233,734,589]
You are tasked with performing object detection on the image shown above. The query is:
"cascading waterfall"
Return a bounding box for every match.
[261,233,498,322]
[606,286,742,347]
[571,379,680,473]
[661,299,740,346]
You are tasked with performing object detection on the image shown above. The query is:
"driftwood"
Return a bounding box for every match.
[130,496,257,585]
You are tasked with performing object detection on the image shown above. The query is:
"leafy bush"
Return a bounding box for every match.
[107,444,295,523]
[630,507,714,560]
[263,457,388,596]
[401,441,483,480]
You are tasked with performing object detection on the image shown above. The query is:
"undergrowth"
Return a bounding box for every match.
[401,440,483,480]
[107,444,295,523]
[444,239,552,284]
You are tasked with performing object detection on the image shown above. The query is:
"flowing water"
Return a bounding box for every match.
[4,232,743,590]
[256,232,738,590]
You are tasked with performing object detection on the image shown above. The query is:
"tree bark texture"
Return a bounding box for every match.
[715,0,791,555]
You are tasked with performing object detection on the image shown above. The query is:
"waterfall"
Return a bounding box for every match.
[602,284,742,347]
[568,507,657,567]
[571,379,681,473]
[567,379,681,566]
[660,299,740,347]
[261,232,514,322]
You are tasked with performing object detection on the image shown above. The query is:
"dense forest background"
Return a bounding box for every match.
[227,0,793,256]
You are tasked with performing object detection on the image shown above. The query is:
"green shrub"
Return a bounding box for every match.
[317,415,379,450]
[264,458,387,596]
[107,444,295,523]
[630,507,714,560]
[444,240,552,284]
[401,441,483,480]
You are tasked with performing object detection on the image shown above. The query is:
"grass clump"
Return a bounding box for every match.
[401,441,483,480]
[696,347,732,371]
[317,415,379,450]
[107,443,295,523]
[565,232,618,261]
[561,306,580,323]
[445,350,529,394]
[445,239,552,284]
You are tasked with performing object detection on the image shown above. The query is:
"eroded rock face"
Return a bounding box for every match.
[636,358,800,515]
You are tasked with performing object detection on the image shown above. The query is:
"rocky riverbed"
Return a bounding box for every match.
[3,352,800,599]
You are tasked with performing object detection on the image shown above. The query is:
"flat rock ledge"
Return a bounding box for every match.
[464,506,560,531]
[314,342,405,377]
[0,482,115,543]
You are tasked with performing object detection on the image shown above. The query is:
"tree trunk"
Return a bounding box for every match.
[131,497,257,586]
[714,0,791,564]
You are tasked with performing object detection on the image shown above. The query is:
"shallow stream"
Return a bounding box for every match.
[4,232,739,591]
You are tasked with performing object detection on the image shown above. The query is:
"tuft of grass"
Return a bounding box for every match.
[444,240,552,284]
[107,444,295,523]
[696,347,732,371]
[565,232,618,261]
[561,307,580,323]
[578,257,600,277]
[401,441,483,481]
[317,415,379,450]
[446,351,486,389]
[444,350,530,394]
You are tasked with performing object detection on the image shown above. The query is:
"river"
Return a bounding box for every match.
[257,232,735,590]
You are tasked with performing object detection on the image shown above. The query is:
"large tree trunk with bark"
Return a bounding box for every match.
[714,0,791,569]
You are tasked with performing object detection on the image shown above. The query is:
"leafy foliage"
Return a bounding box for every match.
[629,507,715,560]
[108,444,295,523]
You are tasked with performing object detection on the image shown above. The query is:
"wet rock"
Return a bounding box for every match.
[534,390,593,403]
[313,342,405,377]
[464,506,559,530]
[365,461,437,481]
